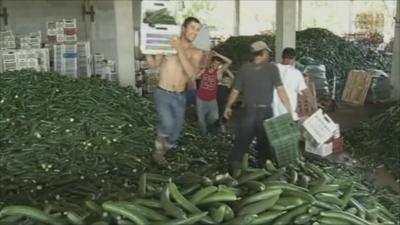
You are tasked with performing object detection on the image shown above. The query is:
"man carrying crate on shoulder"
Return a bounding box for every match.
[223,41,294,171]
[145,17,204,165]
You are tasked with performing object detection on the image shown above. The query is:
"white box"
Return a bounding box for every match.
[140,0,179,55]
[305,140,333,157]
[302,109,337,144]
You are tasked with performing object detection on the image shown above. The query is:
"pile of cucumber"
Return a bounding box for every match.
[0,155,397,225]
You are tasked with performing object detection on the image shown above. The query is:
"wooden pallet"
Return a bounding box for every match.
[297,77,318,117]
[341,70,372,105]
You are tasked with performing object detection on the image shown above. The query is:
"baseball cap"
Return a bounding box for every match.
[251,41,272,52]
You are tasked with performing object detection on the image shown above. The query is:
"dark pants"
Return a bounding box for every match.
[217,85,230,119]
[229,106,273,167]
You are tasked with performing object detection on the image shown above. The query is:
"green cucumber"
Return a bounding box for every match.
[238,195,280,216]
[236,188,283,209]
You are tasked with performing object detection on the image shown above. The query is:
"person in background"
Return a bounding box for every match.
[145,17,203,165]
[196,50,231,135]
[272,48,309,118]
[217,68,235,133]
[223,41,294,171]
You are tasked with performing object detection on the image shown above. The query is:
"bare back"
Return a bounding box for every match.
[158,47,202,92]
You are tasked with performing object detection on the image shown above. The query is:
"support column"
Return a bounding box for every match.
[297,0,302,31]
[234,0,240,36]
[391,0,400,100]
[275,0,297,62]
[114,0,136,88]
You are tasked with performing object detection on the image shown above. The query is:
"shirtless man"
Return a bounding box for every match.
[145,17,203,164]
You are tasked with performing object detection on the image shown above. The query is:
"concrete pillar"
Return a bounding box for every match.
[275,0,296,62]
[391,0,400,100]
[297,0,302,31]
[114,0,136,88]
[234,0,240,36]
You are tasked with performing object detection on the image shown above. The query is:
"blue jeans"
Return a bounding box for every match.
[154,87,186,147]
[196,97,219,135]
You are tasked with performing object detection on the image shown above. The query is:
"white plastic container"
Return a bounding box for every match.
[302,109,337,144]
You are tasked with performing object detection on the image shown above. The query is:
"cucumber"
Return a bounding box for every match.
[281,189,316,203]
[138,173,147,197]
[223,205,235,221]
[276,197,305,207]
[273,204,309,225]
[265,181,309,192]
[320,210,372,225]
[146,173,171,183]
[189,186,218,204]
[238,195,280,216]
[264,167,286,182]
[315,193,344,207]
[242,153,249,171]
[210,204,226,223]
[313,200,341,211]
[160,186,187,219]
[251,211,285,225]
[313,184,340,194]
[132,198,162,209]
[341,183,354,208]
[243,180,266,192]
[290,170,298,184]
[345,207,358,215]
[309,177,328,194]
[197,190,238,205]
[238,169,269,185]
[297,174,311,188]
[265,160,277,172]
[318,217,352,225]
[0,206,63,225]
[181,184,201,196]
[293,214,312,224]
[151,212,208,225]
[85,200,104,214]
[102,201,148,225]
[168,182,201,213]
[308,206,323,215]
[65,211,85,225]
[222,214,257,225]
[120,202,168,221]
[236,188,283,209]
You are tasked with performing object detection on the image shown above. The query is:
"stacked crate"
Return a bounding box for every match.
[15,50,39,71]
[94,53,105,77]
[63,19,78,43]
[77,41,92,78]
[0,30,16,50]
[54,44,78,77]
[1,50,17,71]
[47,19,76,44]
[18,32,42,49]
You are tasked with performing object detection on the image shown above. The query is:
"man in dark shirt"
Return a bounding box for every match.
[223,41,293,170]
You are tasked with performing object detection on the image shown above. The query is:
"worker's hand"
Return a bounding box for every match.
[291,111,299,121]
[171,36,182,52]
[224,107,233,120]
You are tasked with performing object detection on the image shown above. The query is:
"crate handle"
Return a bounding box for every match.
[155,26,168,30]
[154,3,165,6]
[322,114,334,124]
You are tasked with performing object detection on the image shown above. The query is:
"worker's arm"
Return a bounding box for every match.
[276,85,296,119]
[213,51,232,72]
[223,89,240,119]
[172,38,203,80]
[145,55,164,68]
[225,69,235,79]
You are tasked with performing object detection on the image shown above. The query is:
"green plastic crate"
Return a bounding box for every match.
[263,113,301,166]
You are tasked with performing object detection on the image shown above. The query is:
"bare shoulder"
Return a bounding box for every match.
[188,47,203,58]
